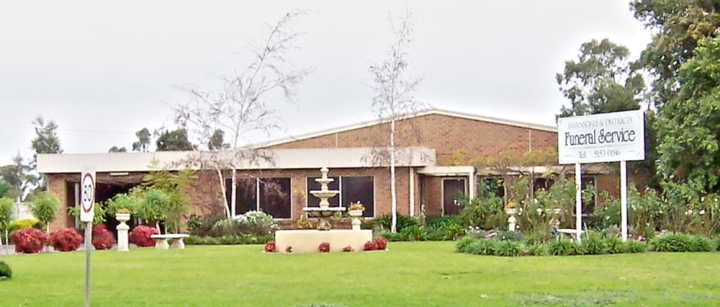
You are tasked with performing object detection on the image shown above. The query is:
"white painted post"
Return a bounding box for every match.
[621,160,628,242]
[575,163,582,243]
[409,168,415,217]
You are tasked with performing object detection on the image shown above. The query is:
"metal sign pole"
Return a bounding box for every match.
[575,163,582,243]
[621,160,628,242]
[85,224,91,307]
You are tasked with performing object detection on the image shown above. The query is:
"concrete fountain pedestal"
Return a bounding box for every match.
[274,167,371,253]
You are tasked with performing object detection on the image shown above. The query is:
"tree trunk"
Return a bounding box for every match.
[216,169,231,217]
[391,118,397,233]
[231,168,237,217]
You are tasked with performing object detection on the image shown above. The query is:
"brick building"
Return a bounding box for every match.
[38,109,618,231]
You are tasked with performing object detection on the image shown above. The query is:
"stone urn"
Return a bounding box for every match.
[348,210,363,230]
[115,212,131,252]
[505,206,518,232]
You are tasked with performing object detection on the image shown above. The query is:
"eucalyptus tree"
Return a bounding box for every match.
[368,9,427,233]
[173,10,311,217]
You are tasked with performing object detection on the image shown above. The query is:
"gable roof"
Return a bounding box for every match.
[256,108,557,148]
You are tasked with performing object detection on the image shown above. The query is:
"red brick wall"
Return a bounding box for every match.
[266,113,558,165]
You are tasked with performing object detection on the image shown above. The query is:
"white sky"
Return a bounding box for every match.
[0,0,652,166]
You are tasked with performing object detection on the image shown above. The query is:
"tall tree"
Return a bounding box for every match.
[30,115,63,169]
[173,10,311,217]
[631,0,720,109]
[208,129,229,151]
[155,129,195,151]
[0,153,37,200]
[369,10,425,233]
[656,36,720,194]
[132,128,152,152]
[556,38,645,118]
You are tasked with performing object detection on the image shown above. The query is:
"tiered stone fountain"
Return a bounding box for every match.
[274,167,372,253]
[303,167,345,230]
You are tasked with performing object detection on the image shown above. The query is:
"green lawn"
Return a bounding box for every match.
[2,242,719,306]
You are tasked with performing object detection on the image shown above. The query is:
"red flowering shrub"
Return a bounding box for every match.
[363,240,377,251]
[49,228,83,252]
[285,245,293,253]
[318,242,330,253]
[374,237,388,250]
[342,245,354,252]
[129,225,158,247]
[265,240,277,252]
[10,227,49,254]
[92,225,116,250]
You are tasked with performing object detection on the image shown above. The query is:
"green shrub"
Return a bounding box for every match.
[528,242,550,256]
[580,231,609,255]
[441,222,467,240]
[465,238,500,255]
[605,235,626,254]
[185,234,272,245]
[455,236,478,253]
[623,239,647,253]
[495,240,523,257]
[651,233,692,252]
[424,216,461,228]
[187,211,225,237]
[689,235,713,252]
[399,225,425,241]
[8,218,42,235]
[374,214,418,232]
[548,237,579,256]
[423,226,449,241]
[498,230,523,242]
[714,237,720,251]
[0,260,11,280]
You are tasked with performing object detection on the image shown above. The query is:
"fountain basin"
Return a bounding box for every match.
[309,190,340,199]
[275,229,372,253]
[303,207,345,217]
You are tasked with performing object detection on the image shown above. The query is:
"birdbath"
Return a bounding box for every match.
[115,212,131,252]
[505,206,518,232]
[304,167,345,230]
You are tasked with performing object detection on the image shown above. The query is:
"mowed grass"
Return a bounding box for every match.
[2,242,720,306]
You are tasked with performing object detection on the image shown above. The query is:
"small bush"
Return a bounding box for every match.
[547,237,578,256]
[7,218,42,235]
[318,242,330,253]
[129,225,159,247]
[713,237,720,251]
[651,233,692,252]
[495,240,523,257]
[92,225,116,250]
[605,235,626,254]
[363,240,377,251]
[374,237,388,250]
[466,238,499,256]
[399,225,425,241]
[580,231,609,255]
[234,211,280,236]
[528,242,549,256]
[423,226,449,241]
[342,245,353,252]
[187,211,225,237]
[455,236,477,253]
[373,214,418,232]
[0,260,11,280]
[689,235,713,252]
[264,241,276,252]
[10,227,49,253]
[498,230,523,242]
[49,228,83,252]
[624,239,647,253]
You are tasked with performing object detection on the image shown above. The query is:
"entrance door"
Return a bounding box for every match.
[443,178,466,216]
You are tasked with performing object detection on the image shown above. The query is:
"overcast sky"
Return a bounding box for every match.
[0,0,652,166]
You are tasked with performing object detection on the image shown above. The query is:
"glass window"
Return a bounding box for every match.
[341,176,374,217]
[226,177,291,219]
[259,178,291,219]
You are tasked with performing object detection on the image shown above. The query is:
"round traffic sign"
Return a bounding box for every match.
[81,172,95,213]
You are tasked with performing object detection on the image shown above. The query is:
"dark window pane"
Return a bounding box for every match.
[306,176,340,207]
[443,178,465,216]
[533,177,555,193]
[341,176,374,217]
[259,178,291,219]
[226,178,256,216]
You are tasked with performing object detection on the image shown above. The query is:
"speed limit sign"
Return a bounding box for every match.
[80,167,96,222]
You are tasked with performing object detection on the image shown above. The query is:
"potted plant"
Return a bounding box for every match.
[347,201,365,218]
[505,201,518,215]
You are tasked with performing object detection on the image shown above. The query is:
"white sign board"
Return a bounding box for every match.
[558,110,645,164]
[80,167,96,222]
